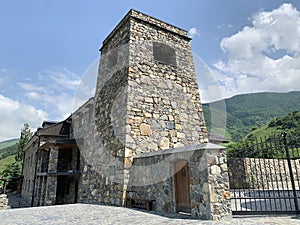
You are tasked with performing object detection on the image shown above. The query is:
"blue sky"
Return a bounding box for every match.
[0,0,300,141]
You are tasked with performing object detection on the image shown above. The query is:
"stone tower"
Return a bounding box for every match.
[91,10,227,215]
[20,9,231,220]
[95,8,208,169]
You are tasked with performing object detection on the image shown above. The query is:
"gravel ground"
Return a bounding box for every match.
[0,203,300,225]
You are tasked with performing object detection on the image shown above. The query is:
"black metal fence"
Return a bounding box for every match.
[228,133,300,215]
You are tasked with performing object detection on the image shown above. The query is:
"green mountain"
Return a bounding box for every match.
[227,111,300,159]
[245,110,300,141]
[0,138,18,150]
[203,91,300,142]
[0,139,19,173]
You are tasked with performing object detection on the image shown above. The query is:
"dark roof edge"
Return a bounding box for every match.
[39,139,77,150]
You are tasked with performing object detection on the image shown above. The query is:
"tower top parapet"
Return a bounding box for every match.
[101,9,191,50]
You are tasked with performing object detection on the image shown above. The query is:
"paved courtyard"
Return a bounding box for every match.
[0,203,299,225]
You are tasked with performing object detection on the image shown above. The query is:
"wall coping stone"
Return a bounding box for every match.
[101,9,191,50]
[134,142,225,159]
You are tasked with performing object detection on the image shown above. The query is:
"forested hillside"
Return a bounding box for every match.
[0,139,19,173]
[245,110,300,141]
[0,139,18,149]
[203,91,300,142]
[226,111,300,158]
[0,139,18,160]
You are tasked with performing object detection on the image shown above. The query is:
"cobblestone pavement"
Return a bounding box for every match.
[0,204,299,225]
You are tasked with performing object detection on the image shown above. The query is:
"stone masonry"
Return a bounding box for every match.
[0,194,10,210]
[228,158,300,189]
[92,8,210,207]
[21,9,231,221]
[127,143,231,220]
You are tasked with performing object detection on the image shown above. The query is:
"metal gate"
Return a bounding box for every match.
[228,133,300,215]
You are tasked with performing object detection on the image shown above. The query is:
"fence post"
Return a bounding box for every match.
[282,132,299,213]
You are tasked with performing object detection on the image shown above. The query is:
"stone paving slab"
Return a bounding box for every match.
[0,203,299,225]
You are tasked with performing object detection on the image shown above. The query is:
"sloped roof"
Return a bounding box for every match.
[37,121,70,137]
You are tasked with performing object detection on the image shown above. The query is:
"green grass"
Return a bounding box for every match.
[243,111,299,141]
[244,125,282,140]
[0,143,18,160]
[0,139,19,176]
[0,154,17,173]
[227,111,300,159]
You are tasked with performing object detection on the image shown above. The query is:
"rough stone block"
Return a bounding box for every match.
[210,165,221,176]
[140,124,152,136]
[159,137,170,150]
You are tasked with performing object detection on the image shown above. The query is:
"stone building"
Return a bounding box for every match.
[21,9,231,220]
[21,118,76,206]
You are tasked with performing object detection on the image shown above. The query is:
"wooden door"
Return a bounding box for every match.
[174,161,191,213]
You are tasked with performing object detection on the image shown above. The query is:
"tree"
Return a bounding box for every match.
[15,123,33,162]
[1,162,22,190]
[0,124,33,192]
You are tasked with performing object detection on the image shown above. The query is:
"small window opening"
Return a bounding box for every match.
[153,42,177,66]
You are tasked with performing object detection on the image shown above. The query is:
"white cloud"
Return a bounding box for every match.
[211,3,300,100]
[25,92,40,99]
[46,68,82,90]
[0,94,48,141]
[0,64,94,142]
[18,68,84,120]
[41,92,75,120]
[18,83,45,93]
[0,67,82,141]
[188,27,200,38]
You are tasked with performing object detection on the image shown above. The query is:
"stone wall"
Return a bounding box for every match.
[0,194,10,210]
[86,9,131,205]
[72,97,126,206]
[21,140,38,206]
[123,11,208,201]
[33,176,47,206]
[82,8,210,207]
[127,144,231,220]
[126,10,207,155]
[32,9,228,221]
[228,158,300,189]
